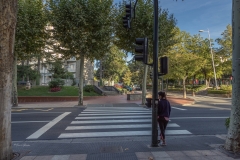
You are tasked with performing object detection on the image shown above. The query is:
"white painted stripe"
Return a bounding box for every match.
[75,115,151,120]
[83,110,149,113]
[12,112,64,114]
[86,107,149,111]
[26,112,71,139]
[12,121,50,123]
[65,123,180,130]
[210,109,231,110]
[172,107,186,111]
[58,130,192,138]
[71,119,151,124]
[170,117,229,119]
[78,113,151,116]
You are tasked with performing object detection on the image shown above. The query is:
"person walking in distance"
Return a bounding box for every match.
[157,91,171,146]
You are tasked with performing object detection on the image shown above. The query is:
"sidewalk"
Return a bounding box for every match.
[14,135,238,160]
[15,95,195,108]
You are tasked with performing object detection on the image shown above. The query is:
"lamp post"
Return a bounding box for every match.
[199,29,218,90]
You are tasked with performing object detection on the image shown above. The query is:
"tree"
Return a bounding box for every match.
[114,0,177,103]
[13,0,47,106]
[225,0,240,153]
[0,1,17,159]
[216,24,232,78]
[100,45,127,84]
[122,69,132,86]
[166,29,203,98]
[48,0,113,105]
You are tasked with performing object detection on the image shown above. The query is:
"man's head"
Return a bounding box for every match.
[158,91,166,99]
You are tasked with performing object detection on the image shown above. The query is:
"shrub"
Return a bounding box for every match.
[220,85,232,91]
[207,90,231,94]
[225,117,230,128]
[49,79,65,88]
[193,85,206,92]
[84,85,95,92]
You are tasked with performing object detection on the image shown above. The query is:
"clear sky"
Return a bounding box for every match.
[159,0,231,40]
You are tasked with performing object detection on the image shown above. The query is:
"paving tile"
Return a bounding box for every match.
[204,156,233,160]
[166,151,186,157]
[52,155,70,160]
[69,154,87,160]
[153,158,173,160]
[151,151,170,158]
[172,156,192,160]
[190,157,210,160]
[196,150,218,156]
[211,150,228,156]
[136,152,154,159]
[183,151,202,157]
[20,156,36,160]
[34,156,54,160]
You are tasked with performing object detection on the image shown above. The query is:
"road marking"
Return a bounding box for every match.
[75,115,151,120]
[65,123,180,130]
[83,110,149,113]
[12,121,50,123]
[12,112,65,115]
[59,130,191,138]
[170,117,229,119]
[26,112,71,139]
[71,119,151,124]
[86,107,149,111]
[172,107,186,110]
[78,113,151,116]
[210,108,231,110]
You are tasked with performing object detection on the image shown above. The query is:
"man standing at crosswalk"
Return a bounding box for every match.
[157,91,172,146]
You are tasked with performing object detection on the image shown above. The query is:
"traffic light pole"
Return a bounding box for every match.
[151,0,159,147]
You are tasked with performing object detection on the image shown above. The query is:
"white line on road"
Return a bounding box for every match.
[75,115,151,120]
[12,121,50,123]
[78,113,151,116]
[71,119,151,124]
[58,130,192,138]
[26,112,71,139]
[83,110,149,113]
[171,107,186,111]
[12,112,65,114]
[65,123,180,130]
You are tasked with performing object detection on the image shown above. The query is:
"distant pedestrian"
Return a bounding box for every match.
[157,91,171,146]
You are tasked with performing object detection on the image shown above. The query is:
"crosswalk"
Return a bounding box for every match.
[58,106,192,139]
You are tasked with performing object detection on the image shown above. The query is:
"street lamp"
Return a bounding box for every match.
[199,29,218,90]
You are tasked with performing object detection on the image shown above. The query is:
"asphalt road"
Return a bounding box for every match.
[11,98,231,142]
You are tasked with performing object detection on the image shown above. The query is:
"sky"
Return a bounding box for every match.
[114,0,232,61]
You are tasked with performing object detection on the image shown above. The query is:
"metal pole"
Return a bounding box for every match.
[207,29,218,90]
[151,0,159,147]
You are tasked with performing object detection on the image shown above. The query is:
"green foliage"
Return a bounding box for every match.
[48,78,65,88]
[114,0,177,57]
[48,0,113,60]
[220,85,232,91]
[225,117,230,129]
[48,60,67,79]
[18,86,100,96]
[99,45,127,82]
[207,89,231,94]
[15,0,47,60]
[83,85,95,92]
[193,85,206,92]
[17,65,38,81]
[122,70,132,86]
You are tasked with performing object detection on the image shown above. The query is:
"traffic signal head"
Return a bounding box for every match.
[134,38,148,64]
[160,57,168,75]
[123,16,130,29]
[125,3,132,18]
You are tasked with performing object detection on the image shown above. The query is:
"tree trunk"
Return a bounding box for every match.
[142,64,148,105]
[78,55,84,106]
[12,52,18,107]
[225,0,240,153]
[26,60,29,81]
[36,56,40,86]
[183,78,187,99]
[0,0,17,159]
